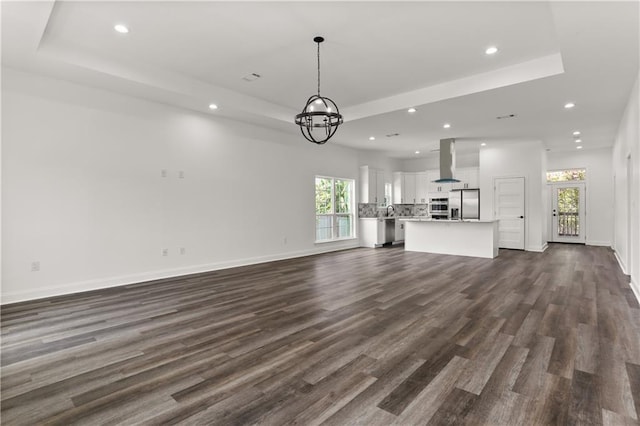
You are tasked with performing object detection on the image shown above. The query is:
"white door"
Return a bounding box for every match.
[550,183,586,243]
[494,177,525,250]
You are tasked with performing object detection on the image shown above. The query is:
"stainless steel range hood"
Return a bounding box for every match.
[434,138,461,183]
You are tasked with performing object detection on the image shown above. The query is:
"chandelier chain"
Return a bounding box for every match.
[317,41,321,96]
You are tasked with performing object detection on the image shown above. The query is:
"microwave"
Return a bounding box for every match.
[429,197,449,213]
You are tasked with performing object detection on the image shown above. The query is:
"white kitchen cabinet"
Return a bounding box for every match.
[360,218,395,247]
[466,167,479,188]
[394,219,405,242]
[451,167,479,189]
[393,172,403,204]
[359,218,385,247]
[415,172,429,204]
[360,166,385,205]
[451,169,468,190]
[427,168,478,192]
[393,172,418,204]
[427,170,452,193]
[403,173,416,204]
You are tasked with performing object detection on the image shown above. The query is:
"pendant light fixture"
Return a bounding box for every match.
[295,36,343,145]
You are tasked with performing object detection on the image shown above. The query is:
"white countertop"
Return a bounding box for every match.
[399,218,497,223]
[358,217,397,220]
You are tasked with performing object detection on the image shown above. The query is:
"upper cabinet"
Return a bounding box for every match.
[427,167,479,192]
[393,172,427,204]
[426,170,451,193]
[360,166,386,206]
[466,167,479,188]
[393,167,479,204]
[393,172,416,204]
[415,172,429,204]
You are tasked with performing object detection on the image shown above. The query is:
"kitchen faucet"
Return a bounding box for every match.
[387,205,395,217]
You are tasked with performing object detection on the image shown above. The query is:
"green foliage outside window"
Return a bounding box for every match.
[546,169,586,182]
[315,178,352,214]
[558,187,579,213]
[335,180,352,214]
[315,176,354,241]
[315,178,332,214]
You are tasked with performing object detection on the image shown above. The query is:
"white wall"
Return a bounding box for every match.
[479,141,547,252]
[612,71,639,297]
[1,69,367,303]
[546,147,613,246]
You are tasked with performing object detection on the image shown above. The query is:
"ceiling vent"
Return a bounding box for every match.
[385,133,400,138]
[496,113,517,120]
[242,73,261,82]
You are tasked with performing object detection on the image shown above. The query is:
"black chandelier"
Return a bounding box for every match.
[295,36,343,145]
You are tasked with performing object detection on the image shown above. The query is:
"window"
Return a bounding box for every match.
[546,168,586,182]
[315,176,355,242]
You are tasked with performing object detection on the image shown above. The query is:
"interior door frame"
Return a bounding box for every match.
[548,181,586,244]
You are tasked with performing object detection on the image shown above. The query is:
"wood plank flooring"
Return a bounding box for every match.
[2,243,639,425]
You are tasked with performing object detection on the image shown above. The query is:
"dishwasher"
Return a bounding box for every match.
[384,219,395,244]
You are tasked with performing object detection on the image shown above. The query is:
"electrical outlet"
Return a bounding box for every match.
[31,261,40,272]
[161,169,168,178]
[161,248,169,256]
[179,247,186,255]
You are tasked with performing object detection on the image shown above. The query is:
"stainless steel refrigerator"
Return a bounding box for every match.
[448,189,480,220]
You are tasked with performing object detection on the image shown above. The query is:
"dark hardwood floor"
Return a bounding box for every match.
[2,244,639,425]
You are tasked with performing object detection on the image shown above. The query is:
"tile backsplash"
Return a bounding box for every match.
[358,203,378,218]
[358,203,429,218]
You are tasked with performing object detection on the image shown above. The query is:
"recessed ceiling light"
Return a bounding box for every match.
[481,142,487,146]
[369,136,375,141]
[573,131,581,136]
[576,146,583,149]
[408,108,417,113]
[443,123,451,129]
[114,24,129,34]
[485,46,498,55]
[564,102,575,109]
[208,103,218,110]
[575,139,582,143]
[415,151,420,154]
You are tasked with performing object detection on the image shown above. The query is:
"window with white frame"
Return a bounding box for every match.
[315,176,355,242]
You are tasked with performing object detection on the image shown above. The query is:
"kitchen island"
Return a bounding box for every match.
[400,218,499,258]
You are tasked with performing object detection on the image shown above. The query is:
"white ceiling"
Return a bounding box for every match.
[2,1,638,158]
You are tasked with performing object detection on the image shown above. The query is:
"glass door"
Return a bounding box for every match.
[551,183,586,243]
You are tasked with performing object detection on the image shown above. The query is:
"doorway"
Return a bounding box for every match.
[550,183,586,243]
[494,177,525,250]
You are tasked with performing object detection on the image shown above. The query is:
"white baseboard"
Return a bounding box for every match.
[614,250,629,275]
[1,242,360,305]
[527,243,548,253]
[586,240,612,247]
[630,276,640,305]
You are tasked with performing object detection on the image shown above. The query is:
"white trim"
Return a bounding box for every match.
[527,243,548,253]
[586,240,612,247]
[614,250,629,275]
[1,242,360,305]
[630,276,640,306]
